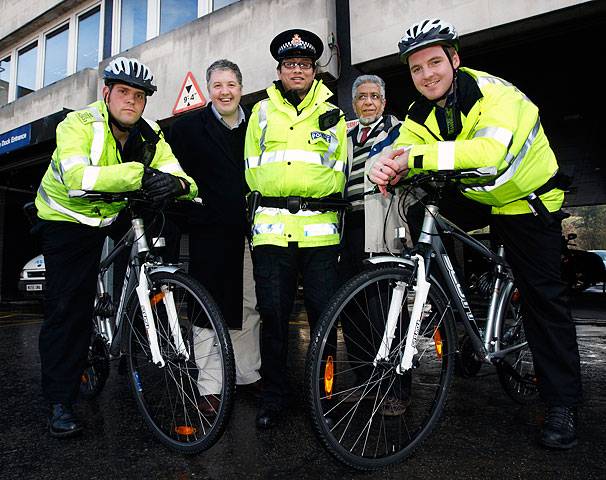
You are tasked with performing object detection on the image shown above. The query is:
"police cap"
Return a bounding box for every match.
[270,29,324,62]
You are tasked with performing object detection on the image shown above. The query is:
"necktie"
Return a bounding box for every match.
[359,126,370,144]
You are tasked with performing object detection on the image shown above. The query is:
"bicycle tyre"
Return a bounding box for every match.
[496,287,539,405]
[306,265,457,470]
[126,270,235,454]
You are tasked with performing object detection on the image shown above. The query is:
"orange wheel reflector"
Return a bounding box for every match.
[175,425,196,435]
[324,356,334,399]
[512,288,521,303]
[150,292,165,306]
[433,327,443,358]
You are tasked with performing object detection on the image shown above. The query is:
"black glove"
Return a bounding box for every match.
[142,167,189,205]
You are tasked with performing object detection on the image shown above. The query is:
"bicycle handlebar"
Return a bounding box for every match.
[402,166,497,187]
[68,189,204,206]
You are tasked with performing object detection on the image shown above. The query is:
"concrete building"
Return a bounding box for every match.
[0,0,604,300]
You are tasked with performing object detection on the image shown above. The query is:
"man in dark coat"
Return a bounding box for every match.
[168,59,261,414]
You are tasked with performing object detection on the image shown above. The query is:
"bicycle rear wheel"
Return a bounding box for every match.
[79,332,110,400]
[496,287,539,405]
[306,266,456,470]
[126,270,235,454]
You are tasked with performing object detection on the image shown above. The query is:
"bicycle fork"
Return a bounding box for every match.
[135,264,189,367]
[373,255,431,374]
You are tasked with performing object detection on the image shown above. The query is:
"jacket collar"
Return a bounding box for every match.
[266,79,333,116]
[406,68,483,125]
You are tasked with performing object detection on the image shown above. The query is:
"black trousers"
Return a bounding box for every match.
[252,243,338,407]
[38,221,109,404]
[407,192,583,407]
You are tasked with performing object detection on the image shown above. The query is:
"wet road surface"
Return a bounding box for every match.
[1,293,605,480]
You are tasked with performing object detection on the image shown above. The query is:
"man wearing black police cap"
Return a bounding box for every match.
[244,29,347,429]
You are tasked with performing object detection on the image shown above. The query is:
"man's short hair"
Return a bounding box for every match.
[351,74,386,100]
[206,59,243,86]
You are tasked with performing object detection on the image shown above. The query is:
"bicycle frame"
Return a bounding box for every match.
[94,210,188,367]
[368,199,528,373]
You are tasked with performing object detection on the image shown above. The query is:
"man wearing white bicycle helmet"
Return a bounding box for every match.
[34,57,197,437]
[369,18,582,449]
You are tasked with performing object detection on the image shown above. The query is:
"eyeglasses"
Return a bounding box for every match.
[355,93,383,102]
[281,61,314,70]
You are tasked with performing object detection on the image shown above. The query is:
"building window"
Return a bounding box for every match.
[213,0,238,10]
[160,0,197,34]
[44,24,69,87]
[17,42,37,99]
[112,0,241,55]
[120,0,148,51]
[0,57,10,106]
[77,6,101,70]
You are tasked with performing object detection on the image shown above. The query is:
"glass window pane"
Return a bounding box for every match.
[213,0,238,10]
[17,42,37,98]
[120,0,148,51]
[77,7,100,71]
[44,25,69,87]
[160,0,197,34]
[0,56,10,106]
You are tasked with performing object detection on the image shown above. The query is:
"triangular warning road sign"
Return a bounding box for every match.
[173,72,206,115]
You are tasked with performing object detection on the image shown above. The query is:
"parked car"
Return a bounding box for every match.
[18,254,45,295]
[589,249,606,269]
[561,234,606,292]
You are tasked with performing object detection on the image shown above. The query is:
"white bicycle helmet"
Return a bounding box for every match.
[398,18,459,64]
[103,57,157,96]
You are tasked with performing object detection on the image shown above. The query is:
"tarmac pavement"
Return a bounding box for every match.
[0,291,605,480]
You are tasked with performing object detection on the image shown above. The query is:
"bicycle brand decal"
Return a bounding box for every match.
[442,254,476,322]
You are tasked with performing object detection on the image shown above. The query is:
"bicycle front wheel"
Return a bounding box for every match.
[306,266,456,470]
[126,270,235,454]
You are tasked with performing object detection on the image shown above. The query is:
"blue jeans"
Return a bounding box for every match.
[252,243,338,407]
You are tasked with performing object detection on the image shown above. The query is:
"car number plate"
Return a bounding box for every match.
[26,284,43,291]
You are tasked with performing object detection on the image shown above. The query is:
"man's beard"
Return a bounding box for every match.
[358,114,380,126]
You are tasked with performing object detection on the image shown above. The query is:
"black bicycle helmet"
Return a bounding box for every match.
[398,18,459,64]
[103,57,157,96]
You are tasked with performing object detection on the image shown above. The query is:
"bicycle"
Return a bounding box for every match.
[305,168,538,470]
[71,190,235,454]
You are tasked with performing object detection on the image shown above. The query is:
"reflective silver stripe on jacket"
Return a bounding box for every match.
[86,106,106,165]
[321,126,340,169]
[82,166,101,190]
[60,155,89,176]
[473,127,513,149]
[437,141,455,170]
[258,100,268,157]
[252,223,285,236]
[157,162,182,174]
[466,118,541,193]
[304,223,338,237]
[247,149,346,173]
[50,161,64,184]
[476,76,530,102]
[37,185,118,227]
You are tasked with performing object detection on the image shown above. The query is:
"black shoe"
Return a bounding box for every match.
[255,404,282,430]
[49,403,82,438]
[540,406,578,449]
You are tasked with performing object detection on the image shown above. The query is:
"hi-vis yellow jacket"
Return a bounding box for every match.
[35,100,197,226]
[395,67,564,215]
[245,80,347,247]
